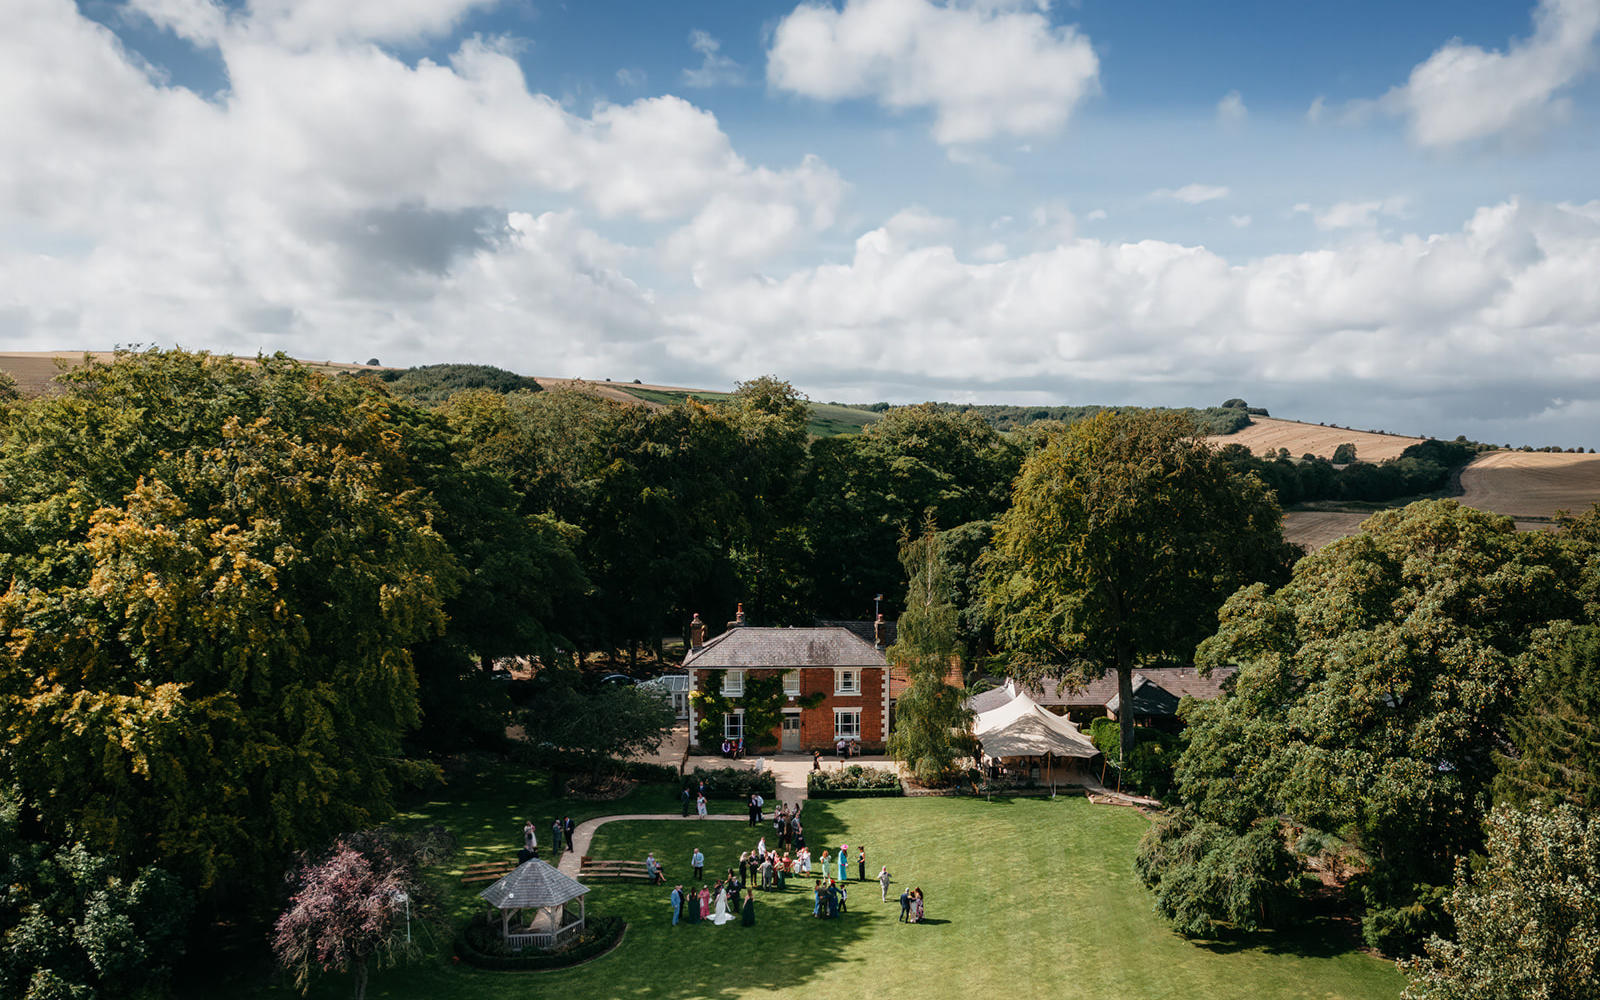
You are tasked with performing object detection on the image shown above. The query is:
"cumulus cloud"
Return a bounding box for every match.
[1379,0,1600,148]
[1216,90,1247,127]
[1297,197,1410,230]
[1152,184,1230,204]
[682,29,744,88]
[666,200,1600,437]
[0,0,838,367]
[766,0,1100,145]
[130,0,502,48]
[1229,214,1252,228]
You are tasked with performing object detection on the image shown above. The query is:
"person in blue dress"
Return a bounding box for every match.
[837,845,848,881]
[812,880,824,917]
[825,880,839,918]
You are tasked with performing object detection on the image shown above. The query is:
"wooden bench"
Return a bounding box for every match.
[460,860,517,884]
[579,857,663,882]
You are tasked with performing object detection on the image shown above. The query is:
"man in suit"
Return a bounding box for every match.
[747,793,759,827]
[563,816,575,852]
[551,818,564,854]
[691,848,705,881]
[899,888,912,922]
[670,885,683,925]
[680,786,691,817]
[646,852,663,885]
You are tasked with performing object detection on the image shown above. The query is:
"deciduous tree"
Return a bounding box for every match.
[985,410,1294,760]
[887,520,974,785]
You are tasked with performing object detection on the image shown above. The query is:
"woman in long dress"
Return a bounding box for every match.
[912,888,924,923]
[696,793,708,818]
[740,888,755,926]
[699,886,711,919]
[711,882,735,925]
[837,846,848,882]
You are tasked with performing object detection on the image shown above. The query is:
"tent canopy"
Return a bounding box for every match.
[973,688,1099,760]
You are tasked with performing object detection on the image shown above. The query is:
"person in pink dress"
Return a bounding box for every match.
[699,885,711,919]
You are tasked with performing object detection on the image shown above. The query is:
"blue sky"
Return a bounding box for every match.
[7,0,1600,444]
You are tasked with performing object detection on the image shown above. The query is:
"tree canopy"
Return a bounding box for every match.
[1166,500,1594,953]
[985,409,1295,759]
[887,520,974,785]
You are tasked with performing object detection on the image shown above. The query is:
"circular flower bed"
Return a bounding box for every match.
[455,913,626,971]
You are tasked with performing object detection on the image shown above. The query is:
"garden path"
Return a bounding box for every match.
[558,813,743,877]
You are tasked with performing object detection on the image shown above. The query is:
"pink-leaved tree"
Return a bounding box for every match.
[272,830,449,1000]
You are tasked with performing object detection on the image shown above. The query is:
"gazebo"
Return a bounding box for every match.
[972,686,1100,786]
[477,858,590,950]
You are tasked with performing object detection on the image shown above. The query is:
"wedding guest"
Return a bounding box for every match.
[691,848,704,881]
[741,887,756,926]
[670,884,683,925]
[879,865,892,901]
[858,845,866,882]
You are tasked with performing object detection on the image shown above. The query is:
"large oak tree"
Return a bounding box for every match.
[985,409,1294,760]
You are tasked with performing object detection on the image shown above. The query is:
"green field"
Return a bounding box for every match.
[257,765,1402,1000]
[618,386,881,438]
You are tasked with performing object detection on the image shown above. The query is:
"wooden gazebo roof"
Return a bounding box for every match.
[478,858,589,910]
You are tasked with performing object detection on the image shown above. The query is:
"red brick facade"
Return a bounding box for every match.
[688,665,887,751]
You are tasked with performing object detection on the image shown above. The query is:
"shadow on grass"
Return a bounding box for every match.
[1191,912,1366,960]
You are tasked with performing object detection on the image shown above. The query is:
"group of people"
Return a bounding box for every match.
[669,879,755,927]
[898,886,927,923]
[522,817,575,858]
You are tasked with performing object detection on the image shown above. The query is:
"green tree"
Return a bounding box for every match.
[887,520,975,785]
[1331,442,1357,464]
[0,351,456,898]
[985,410,1295,760]
[0,367,18,402]
[1174,500,1593,953]
[1495,625,1600,812]
[520,673,676,783]
[1401,803,1600,1000]
[1135,808,1300,938]
[0,793,191,1000]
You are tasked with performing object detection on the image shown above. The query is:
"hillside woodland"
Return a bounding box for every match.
[0,351,1594,999]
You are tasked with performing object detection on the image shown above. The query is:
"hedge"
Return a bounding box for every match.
[620,760,679,784]
[807,765,902,797]
[685,766,775,799]
[806,785,903,798]
[455,915,626,971]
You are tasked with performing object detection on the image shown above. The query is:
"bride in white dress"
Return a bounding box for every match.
[710,884,734,925]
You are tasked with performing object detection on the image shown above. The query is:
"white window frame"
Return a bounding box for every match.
[783,669,801,698]
[834,668,859,695]
[721,669,744,697]
[833,708,861,741]
[724,710,744,740]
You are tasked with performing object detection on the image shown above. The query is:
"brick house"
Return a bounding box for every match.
[683,608,889,752]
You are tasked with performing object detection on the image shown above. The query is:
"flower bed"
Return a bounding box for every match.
[455,914,626,971]
[807,764,903,797]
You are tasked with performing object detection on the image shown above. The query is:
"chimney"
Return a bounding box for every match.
[874,612,886,649]
[727,603,746,630]
[689,613,706,649]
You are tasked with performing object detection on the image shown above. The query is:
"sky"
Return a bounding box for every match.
[4,0,1600,445]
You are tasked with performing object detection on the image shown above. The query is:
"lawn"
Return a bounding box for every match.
[255,768,1403,1000]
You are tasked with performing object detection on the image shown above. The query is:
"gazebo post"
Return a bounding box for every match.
[501,906,510,943]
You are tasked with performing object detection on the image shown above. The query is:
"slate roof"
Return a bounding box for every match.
[1105,675,1183,718]
[1029,666,1235,711]
[478,858,589,910]
[814,618,898,648]
[683,626,887,669]
[965,683,1017,715]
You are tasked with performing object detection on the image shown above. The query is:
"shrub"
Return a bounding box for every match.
[685,766,774,799]
[621,760,679,784]
[456,914,625,971]
[808,765,903,797]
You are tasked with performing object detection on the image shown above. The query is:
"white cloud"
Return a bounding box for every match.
[1302,197,1410,230]
[1216,89,1247,127]
[1229,214,1252,228]
[131,0,502,48]
[1086,208,1108,221]
[1307,95,1326,123]
[1152,184,1230,204]
[682,29,744,88]
[1380,0,1600,148]
[667,200,1600,426]
[615,67,646,88]
[766,0,1100,145]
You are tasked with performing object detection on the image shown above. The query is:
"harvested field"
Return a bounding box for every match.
[1208,416,1423,462]
[1459,451,1600,519]
[1285,508,1553,551]
[1283,511,1369,550]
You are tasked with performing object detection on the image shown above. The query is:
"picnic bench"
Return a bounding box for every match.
[578,856,663,882]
